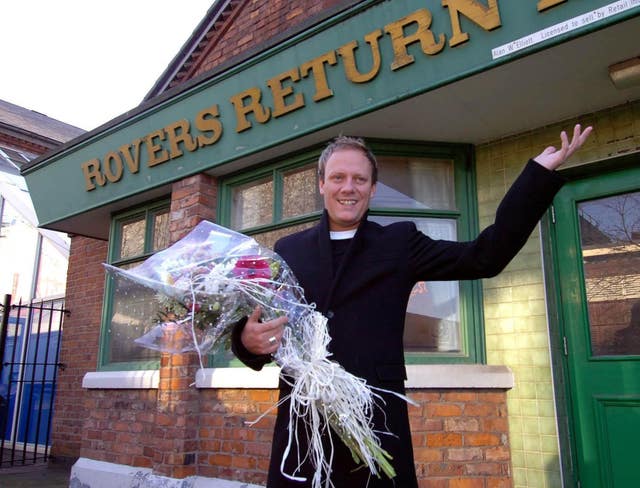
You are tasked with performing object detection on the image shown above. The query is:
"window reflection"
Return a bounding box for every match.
[579,191,640,356]
[374,156,455,210]
[371,215,461,353]
[231,177,273,230]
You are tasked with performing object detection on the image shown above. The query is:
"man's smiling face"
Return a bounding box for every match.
[319,147,377,231]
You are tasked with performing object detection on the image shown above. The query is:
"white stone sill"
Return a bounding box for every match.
[83,370,160,389]
[72,457,263,488]
[82,364,513,390]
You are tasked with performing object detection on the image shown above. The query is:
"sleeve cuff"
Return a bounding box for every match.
[231,317,272,371]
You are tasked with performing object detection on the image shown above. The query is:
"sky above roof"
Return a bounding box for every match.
[0,0,213,132]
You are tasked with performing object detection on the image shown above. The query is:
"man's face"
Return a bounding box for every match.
[319,148,376,231]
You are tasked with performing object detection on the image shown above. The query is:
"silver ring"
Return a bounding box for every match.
[268,336,277,345]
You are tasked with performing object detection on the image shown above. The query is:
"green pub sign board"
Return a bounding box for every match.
[23,0,640,229]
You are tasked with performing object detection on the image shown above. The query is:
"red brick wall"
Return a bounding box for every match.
[194,388,511,487]
[410,391,511,488]
[75,382,514,486]
[176,0,354,85]
[170,173,217,243]
[81,389,157,468]
[152,354,201,478]
[149,173,218,479]
[198,389,278,484]
[51,236,108,460]
[69,370,515,486]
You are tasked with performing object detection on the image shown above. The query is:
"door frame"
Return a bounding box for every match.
[542,153,640,487]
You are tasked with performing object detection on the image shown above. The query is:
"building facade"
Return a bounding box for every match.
[0,98,84,464]
[21,1,640,487]
[0,99,83,303]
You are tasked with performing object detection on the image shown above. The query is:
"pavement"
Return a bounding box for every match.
[1,461,71,488]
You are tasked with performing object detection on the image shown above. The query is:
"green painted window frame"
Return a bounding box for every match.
[218,139,484,365]
[98,199,170,371]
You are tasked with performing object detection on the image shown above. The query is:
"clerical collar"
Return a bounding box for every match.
[330,229,357,240]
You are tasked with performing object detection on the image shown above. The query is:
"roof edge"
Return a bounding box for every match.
[143,0,232,101]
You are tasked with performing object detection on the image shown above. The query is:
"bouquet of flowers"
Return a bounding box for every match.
[105,220,407,487]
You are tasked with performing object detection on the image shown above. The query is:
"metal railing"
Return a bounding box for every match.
[0,294,68,467]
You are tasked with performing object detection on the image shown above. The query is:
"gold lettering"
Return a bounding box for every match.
[195,105,223,147]
[267,69,305,117]
[103,152,124,183]
[165,119,198,159]
[442,0,501,48]
[300,51,338,101]
[119,139,142,174]
[229,87,271,132]
[384,9,445,71]
[537,0,566,11]
[81,159,106,191]
[337,30,383,83]
[145,129,170,167]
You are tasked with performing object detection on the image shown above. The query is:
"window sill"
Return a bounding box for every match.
[83,365,512,390]
[405,364,513,389]
[83,370,159,389]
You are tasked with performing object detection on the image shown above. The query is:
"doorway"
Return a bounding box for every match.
[549,160,640,487]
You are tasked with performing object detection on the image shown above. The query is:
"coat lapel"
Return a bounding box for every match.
[314,210,334,313]
[316,210,369,313]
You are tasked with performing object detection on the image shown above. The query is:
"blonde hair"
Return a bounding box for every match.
[318,135,378,183]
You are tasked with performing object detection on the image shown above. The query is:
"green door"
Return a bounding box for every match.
[552,163,640,488]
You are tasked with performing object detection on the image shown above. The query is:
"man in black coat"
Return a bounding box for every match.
[232,125,592,487]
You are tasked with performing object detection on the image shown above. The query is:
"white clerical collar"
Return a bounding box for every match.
[330,229,357,240]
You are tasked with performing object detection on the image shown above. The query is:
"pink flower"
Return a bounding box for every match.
[232,256,272,281]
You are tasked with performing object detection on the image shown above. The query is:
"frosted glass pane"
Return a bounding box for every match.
[120,217,145,259]
[231,177,273,230]
[282,164,322,219]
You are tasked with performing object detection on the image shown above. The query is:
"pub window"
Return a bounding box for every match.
[99,201,170,370]
[219,140,483,364]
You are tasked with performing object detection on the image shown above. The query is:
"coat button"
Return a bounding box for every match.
[326,310,334,319]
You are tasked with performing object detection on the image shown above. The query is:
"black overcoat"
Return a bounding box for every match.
[233,160,565,487]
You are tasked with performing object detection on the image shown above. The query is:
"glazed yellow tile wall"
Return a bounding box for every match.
[476,101,640,488]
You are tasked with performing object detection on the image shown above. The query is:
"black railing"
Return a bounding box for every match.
[0,294,68,467]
